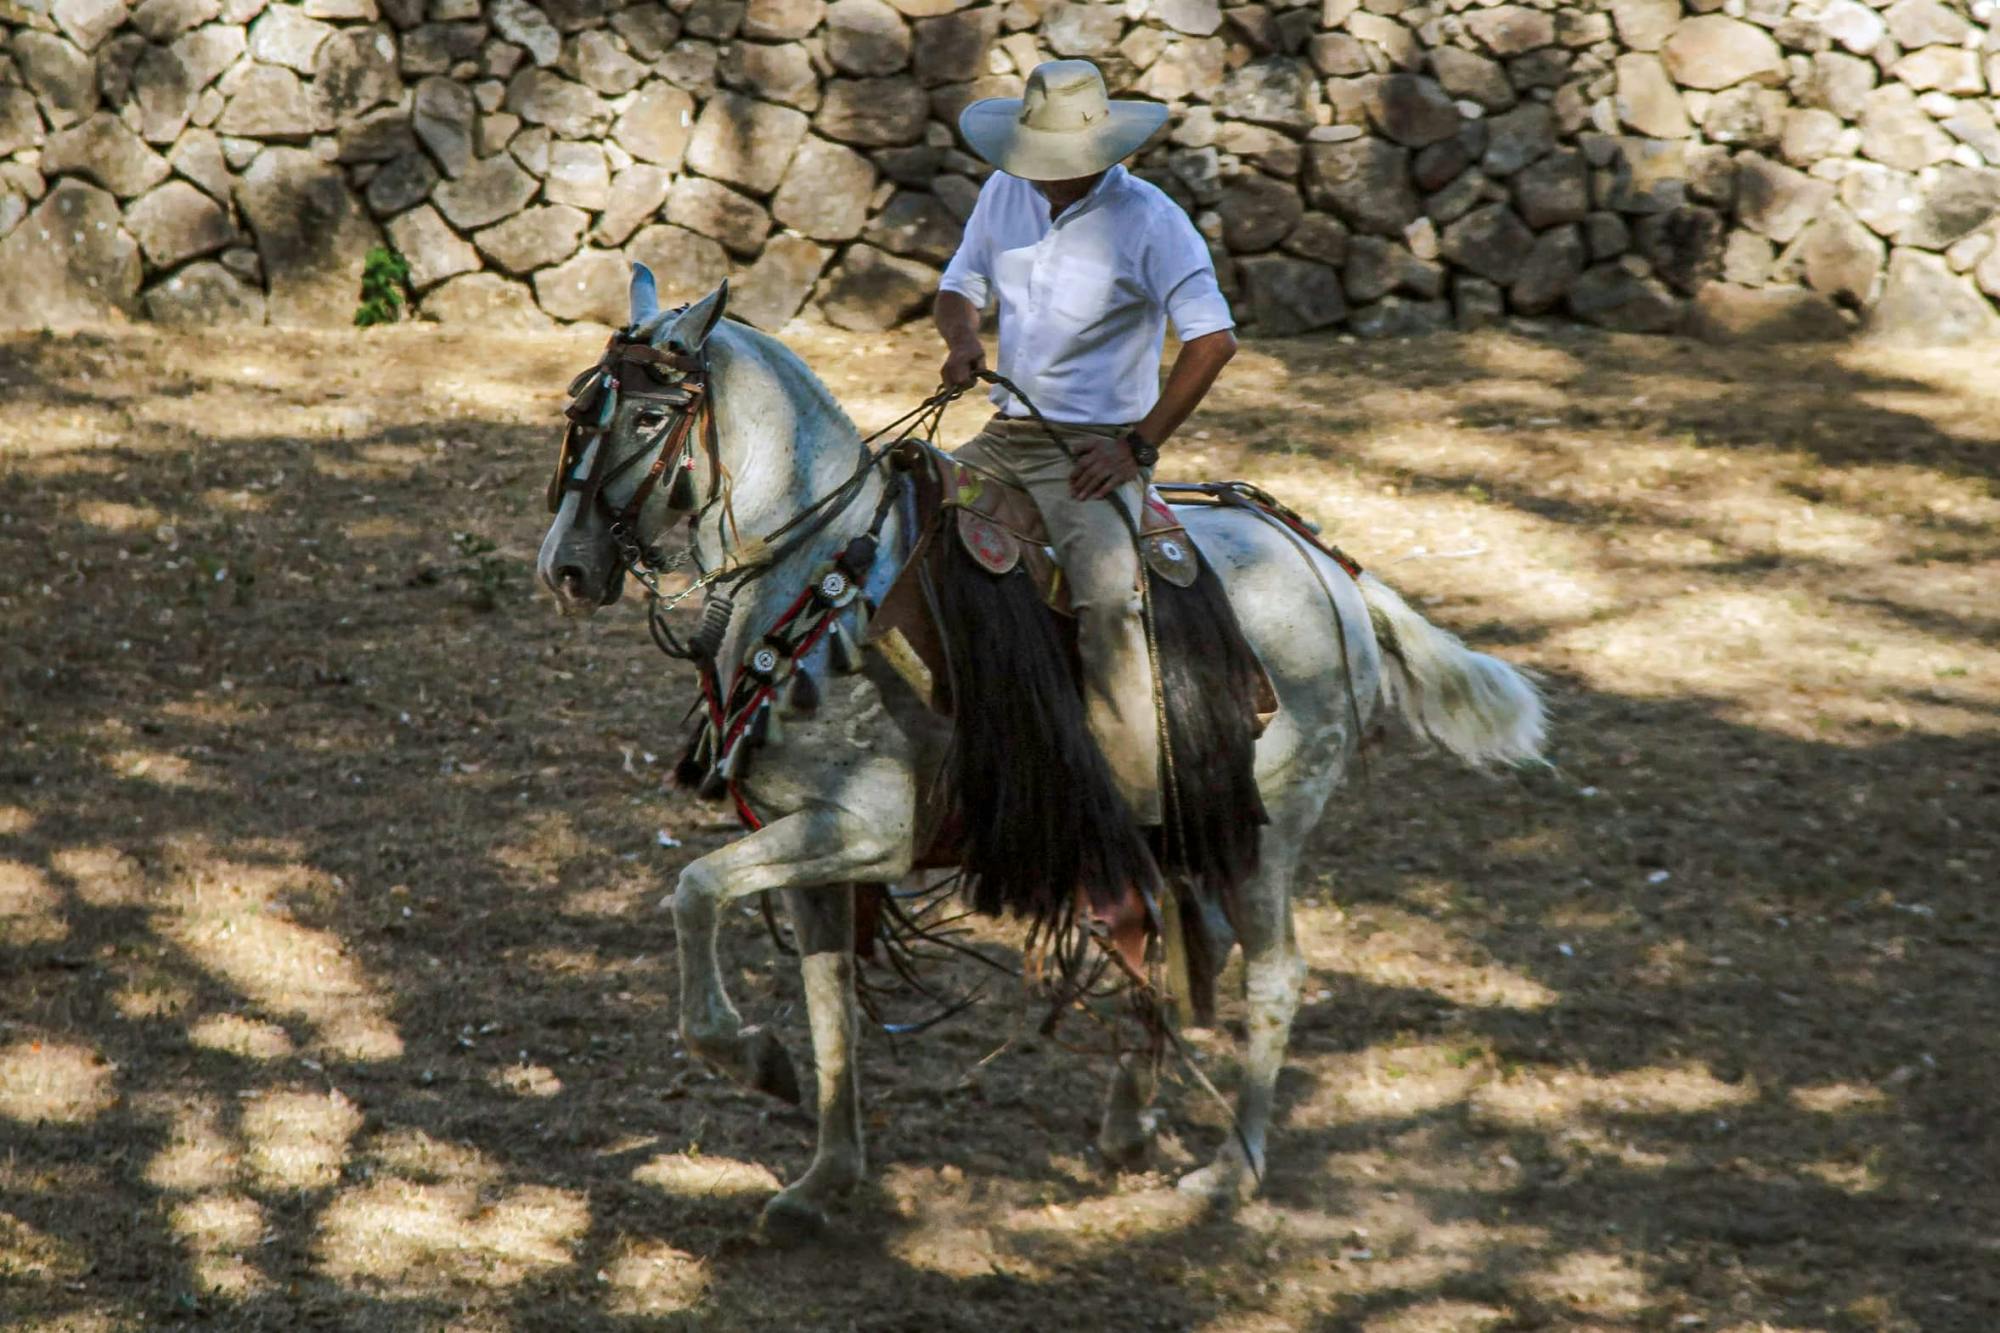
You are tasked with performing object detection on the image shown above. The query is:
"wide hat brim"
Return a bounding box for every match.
[959,96,1169,181]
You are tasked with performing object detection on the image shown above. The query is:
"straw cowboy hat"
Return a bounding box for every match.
[959,60,1169,181]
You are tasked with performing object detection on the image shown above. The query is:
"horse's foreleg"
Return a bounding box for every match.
[760,887,866,1239]
[1098,1054,1159,1171]
[670,809,906,1104]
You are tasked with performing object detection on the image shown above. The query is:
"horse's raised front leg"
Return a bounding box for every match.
[759,886,865,1241]
[671,808,907,1105]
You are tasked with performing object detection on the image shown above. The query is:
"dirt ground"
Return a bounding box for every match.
[1,314,1995,1333]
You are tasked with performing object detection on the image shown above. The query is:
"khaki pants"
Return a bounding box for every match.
[954,414,1160,824]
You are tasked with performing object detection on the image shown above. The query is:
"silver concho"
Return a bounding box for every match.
[750,646,781,678]
[817,569,857,607]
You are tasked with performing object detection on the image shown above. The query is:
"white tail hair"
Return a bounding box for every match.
[1357,571,1546,768]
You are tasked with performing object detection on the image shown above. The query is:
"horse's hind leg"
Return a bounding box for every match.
[1180,831,1309,1202]
[760,887,865,1240]
[1098,1054,1158,1171]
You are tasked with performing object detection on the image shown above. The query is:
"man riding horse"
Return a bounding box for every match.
[936,59,1240,832]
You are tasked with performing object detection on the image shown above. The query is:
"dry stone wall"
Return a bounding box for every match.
[3,0,1999,342]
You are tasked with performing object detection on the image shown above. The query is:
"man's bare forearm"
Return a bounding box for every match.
[935,290,986,387]
[1133,329,1237,447]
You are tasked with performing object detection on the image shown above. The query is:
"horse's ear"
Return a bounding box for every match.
[629,262,660,330]
[662,280,729,357]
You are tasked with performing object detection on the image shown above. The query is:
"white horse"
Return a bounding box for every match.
[537,268,1544,1238]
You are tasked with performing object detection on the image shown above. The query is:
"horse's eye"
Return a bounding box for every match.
[635,409,667,431]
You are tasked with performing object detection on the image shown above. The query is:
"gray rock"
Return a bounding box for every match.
[477,203,588,272]
[665,175,771,254]
[414,76,476,176]
[1613,53,1688,139]
[431,152,537,228]
[1804,51,1875,122]
[174,23,246,92]
[613,82,696,169]
[1977,243,2000,300]
[1585,210,1629,259]
[53,0,131,52]
[1940,104,2000,169]
[1452,273,1504,329]
[934,172,979,221]
[1281,213,1348,266]
[0,86,45,159]
[1858,84,1952,173]
[1883,0,1969,49]
[1815,0,1885,55]
[236,146,382,326]
[401,21,488,74]
[1892,46,1983,97]
[1596,136,1687,214]
[1900,167,2000,252]
[216,65,316,139]
[723,39,820,110]
[1140,37,1226,102]
[1720,229,1774,286]
[731,232,828,329]
[168,128,233,200]
[422,271,555,328]
[1609,0,1677,52]
[771,136,878,240]
[817,76,930,147]
[1690,282,1846,343]
[14,32,102,129]
[545,140,611,209]
[248,6,334,71]
[817,241,935,329]
[861,189,960,264]
[1511,221,1585,312]
[1362,74,1460,149]
[42,113,173,198]
[0,180,142,326]
[914,9,999,86]
[1513,148,1588,228]
[1481,104,1554,177]
[1154,0,1220,37]
[1781,108,1845,168]
[626,223,732,305]
[743,0,825,40]
[1702,86,1786,153]
[611,3,681,58]
[1169,147,1223,204]
[1864,247,2000,343]
[1213,56,1317,130]
[656,40,722,97]
[1794,203,1883,305]
[1429,47,1513,113]
[1735,151,1833,244]
[686,91,809,192]
[124,178,233,266]
[493,0,563,66]
[1567,263,1681,332]
[133,0,221,43]
[1216,172,1301,252]
[510,124,551,175]
[130,46,192,144]
[1424,166,1489,224]
[1634,205,1723,293]
[566,28,647,93]
[365,149,440,214]
[1348,295,1449,338]
[386,201,482,288]
[1341,234,1432,302]
[505,68,613,139]
[1412,138,1471,192]
[1662,15,1784,91]
[828,0,912,75]
[1307,33,1369,79]
[1303,137,1417,237]
[1464,5,1554,57]
[144,259,266,324]
[534,246,631,323]
[592,164,673,245]
[1439,202,1535,284]
[1043,1,1123,57]
[1839,161,1920,238]
[313,25,403,125]
[1238,253,1345,334]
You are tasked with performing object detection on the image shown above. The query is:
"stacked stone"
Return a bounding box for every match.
[1,0,1997,340]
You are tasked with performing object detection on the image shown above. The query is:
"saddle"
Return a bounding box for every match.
[866,440,1275,722]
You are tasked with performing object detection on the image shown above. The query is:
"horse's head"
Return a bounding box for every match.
[537,265,730,617]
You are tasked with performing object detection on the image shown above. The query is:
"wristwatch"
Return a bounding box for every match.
[1123,428,1159,470]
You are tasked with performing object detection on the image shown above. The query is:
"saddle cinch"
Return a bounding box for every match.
[865,440,1277,724]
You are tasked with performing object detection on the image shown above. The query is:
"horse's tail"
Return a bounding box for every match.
[1355,571,1546,768]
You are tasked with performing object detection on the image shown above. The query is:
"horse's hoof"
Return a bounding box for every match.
[1097,1125,1153,1174]
[1177,1154,1261,1204]
[744,1027,802,1105]
[757,1190,829,1245]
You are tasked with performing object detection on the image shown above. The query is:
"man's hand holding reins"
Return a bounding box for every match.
[935,291,987,389]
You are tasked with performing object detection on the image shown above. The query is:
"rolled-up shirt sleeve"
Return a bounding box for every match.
[1143,208,1235,341]
[938,177,996,310]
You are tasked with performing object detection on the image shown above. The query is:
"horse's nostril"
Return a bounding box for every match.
[556,566,588,598]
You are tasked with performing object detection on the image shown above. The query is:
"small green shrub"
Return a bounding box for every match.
[354,246,411,327]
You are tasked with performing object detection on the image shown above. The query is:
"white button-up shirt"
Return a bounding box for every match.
[939,165,1235,425]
